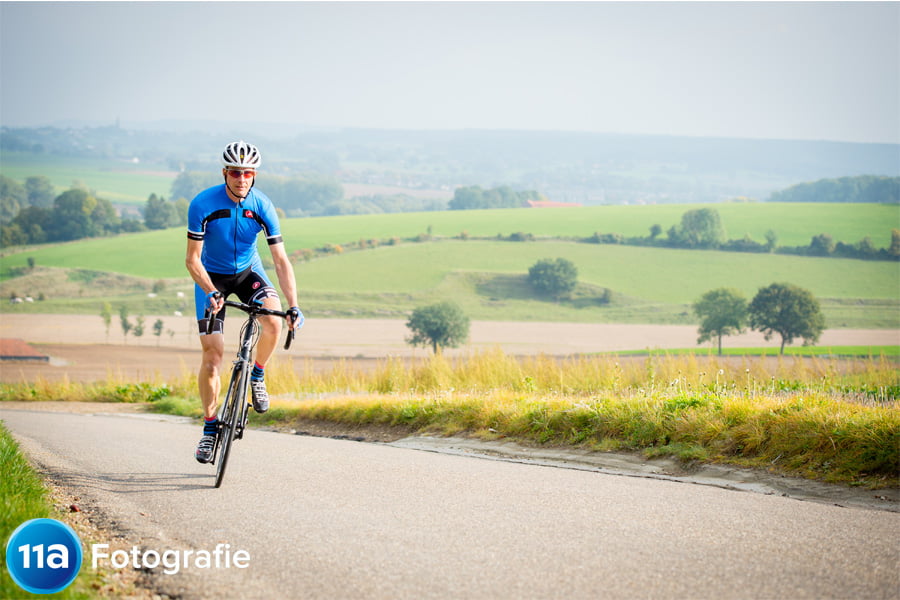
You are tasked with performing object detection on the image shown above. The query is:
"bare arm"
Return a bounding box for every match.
[186,239,215,292]
[269,242,298,310]
[186,239,223,312]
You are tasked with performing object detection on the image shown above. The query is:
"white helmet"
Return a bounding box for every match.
[221,140,261,169]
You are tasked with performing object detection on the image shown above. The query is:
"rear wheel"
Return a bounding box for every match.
[214,364,246,488]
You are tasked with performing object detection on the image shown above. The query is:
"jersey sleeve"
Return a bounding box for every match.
[187,196,205,241]
[257,193,283,245]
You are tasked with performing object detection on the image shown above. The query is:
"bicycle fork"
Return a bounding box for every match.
[232,318,258,440]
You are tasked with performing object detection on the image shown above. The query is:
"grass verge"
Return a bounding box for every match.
[0,422,150,598]
[616,345,900,358]
[254,389,898,487]
[255,350,900,486]
[3,351,898,488]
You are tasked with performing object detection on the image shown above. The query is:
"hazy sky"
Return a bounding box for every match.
[1,1,898,143]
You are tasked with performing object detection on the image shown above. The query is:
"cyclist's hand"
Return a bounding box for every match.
[287,306,304,330]
[206,291,224,314]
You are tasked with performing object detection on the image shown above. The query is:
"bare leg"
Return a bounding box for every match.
[253,296,283,369]
[198,333,224,420]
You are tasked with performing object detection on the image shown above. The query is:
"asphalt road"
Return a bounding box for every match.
[2,408,898,600]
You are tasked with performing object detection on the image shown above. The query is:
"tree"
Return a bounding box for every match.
[809,233,835,256]
[144,194,176,229]
[90,196,119,235]
[153,319,165,346]
[693,288,748,355]
[119,305,132,342]
[448,185,539,210]
[889,229,900,259]
[170,172,220,203]
[24,176,55,208]
[748,283,825,354]
[100,302,112,342]
[528,258,578,300]
[764,229,778,252]
[133,315,145,338]
[0,223,27,247]
[0,175,25,224]
[11,206,50,244]
[649,224,662,240]
[405,301,470,353]
[855,236,877,259]
[171,197,190,226]
[46,189,96,241]
[448,186,485,210]
[668,208,725,249]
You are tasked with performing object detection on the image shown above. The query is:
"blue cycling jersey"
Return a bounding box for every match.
[187,184,283,275]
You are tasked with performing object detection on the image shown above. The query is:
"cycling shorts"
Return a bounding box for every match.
[195,266,278,335]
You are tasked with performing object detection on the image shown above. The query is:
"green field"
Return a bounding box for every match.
[1,151,176,204]
[2,203,898,277]
[2,149,898,248]
[280,203,900,248]
[1,204,898,327]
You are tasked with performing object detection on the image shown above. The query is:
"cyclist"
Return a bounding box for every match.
[186,140,303,463]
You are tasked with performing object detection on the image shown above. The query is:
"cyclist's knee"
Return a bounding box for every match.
[260,314,281,337]
[200,337,224,370]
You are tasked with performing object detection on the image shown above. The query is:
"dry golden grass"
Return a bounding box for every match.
[3,350,897,486]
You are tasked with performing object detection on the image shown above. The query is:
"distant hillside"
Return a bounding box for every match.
[769,176,899,203]
[2,125,898,206]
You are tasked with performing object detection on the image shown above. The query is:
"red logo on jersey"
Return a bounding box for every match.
[244,210,253,218]
[253,282,261,290]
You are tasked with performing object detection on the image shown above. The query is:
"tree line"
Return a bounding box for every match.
[171,172,443,217]
[769,176,899,203]
[1,184,122,247]
[0,174,190,247]
[0,168,445,248]
[582,207,900,261]
[3,172,897,258]
[448,185,545,210]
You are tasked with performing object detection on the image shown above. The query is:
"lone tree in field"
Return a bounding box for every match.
[668,207,726,249]
[748,283,825,354]
[118,305,132,343]
[528,257,578,301]
[406,301,470,354]
[693,288,748,355]
[153,319,165,346]
[132,315,145,339]
[100,302,113,342]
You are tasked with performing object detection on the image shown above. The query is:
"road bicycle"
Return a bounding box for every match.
[205,299,294,488]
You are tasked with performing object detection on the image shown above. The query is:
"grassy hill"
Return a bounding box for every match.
[277,203,899,249]
[1,204,897,327]
[2,203,898,278]
[1,152,177,205]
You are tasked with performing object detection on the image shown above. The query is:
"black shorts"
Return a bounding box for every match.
[195,267,278,335]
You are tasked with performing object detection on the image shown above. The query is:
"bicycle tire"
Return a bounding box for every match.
[214,363,246,488]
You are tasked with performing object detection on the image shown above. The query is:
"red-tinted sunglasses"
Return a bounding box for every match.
[226,169,256,179]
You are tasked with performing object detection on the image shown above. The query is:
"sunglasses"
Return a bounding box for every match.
[226,169,256,179]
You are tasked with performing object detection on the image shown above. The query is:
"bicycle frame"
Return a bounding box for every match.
[206,300,294,488]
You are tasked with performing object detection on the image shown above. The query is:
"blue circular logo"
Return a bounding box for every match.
[5,518,83,594]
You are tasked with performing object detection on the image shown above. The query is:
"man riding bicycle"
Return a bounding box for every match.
[186,140,303,463]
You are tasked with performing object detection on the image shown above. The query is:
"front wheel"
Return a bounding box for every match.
[214,364,246,488]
